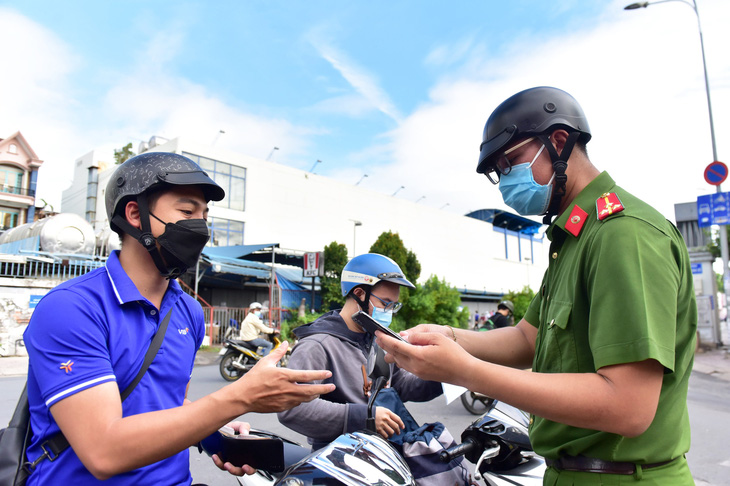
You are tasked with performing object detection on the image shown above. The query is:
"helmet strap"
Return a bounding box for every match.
[538,131,580,225]
[351,286,373,314]
[110,193,177,279]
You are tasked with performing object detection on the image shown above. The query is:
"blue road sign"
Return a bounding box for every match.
[29,295,43,309]
[704,161,728,186]
[697,192,730,227]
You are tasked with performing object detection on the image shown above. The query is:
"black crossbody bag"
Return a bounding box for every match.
[0,308,173,486]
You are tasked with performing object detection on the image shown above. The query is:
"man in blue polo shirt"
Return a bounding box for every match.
[23,152,335,485]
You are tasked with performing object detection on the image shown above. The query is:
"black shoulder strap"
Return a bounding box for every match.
[26,308,174,472]
[121,308,173,401]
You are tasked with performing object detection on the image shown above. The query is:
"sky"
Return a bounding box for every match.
[1,0,729,224]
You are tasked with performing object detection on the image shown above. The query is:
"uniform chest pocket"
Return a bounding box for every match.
[535,300,577,374]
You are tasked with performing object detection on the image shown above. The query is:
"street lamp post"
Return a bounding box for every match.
[625,0,728,333]
[350,220,362,258]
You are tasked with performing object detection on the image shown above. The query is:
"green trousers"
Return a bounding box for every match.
[543,456,694,485]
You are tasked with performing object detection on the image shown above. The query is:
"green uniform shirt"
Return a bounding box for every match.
[524,172,697,464]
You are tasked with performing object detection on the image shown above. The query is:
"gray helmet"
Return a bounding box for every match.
[498,300,514,315]
[105,152,225,234]
[476,87,591,173]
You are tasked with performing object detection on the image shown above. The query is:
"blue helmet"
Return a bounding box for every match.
[340,253,415,297]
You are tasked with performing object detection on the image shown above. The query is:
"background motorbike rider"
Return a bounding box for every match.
[278,253,442,451]
[239,302,275,356]
[486,301,514,329]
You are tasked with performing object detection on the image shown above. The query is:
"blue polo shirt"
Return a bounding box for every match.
[23,250,205,486]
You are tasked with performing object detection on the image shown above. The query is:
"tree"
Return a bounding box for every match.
[368,231,422,328]
[320,241,349,310]
[396,275,470,333]
[114,143,135,165]
[369,231,421,283]
[500,286,536,323]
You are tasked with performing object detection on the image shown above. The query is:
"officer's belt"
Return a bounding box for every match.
[546,455,677,475]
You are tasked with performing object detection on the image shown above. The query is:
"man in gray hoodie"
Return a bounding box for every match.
[278,253,442,451]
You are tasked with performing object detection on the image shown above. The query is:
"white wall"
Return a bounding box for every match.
[74,137,547,294]
[159,139,546,293]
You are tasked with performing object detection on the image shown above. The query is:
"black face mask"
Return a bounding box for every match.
[150,212,210,278]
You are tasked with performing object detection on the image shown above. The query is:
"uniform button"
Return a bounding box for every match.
[552,252,558,259]
[549,319,556,328]
[150,309,157,316]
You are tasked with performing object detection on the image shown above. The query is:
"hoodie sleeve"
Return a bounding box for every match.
[277,338,368,443]
[390,365,443,403]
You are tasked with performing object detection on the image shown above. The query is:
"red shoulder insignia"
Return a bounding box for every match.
[596,192,624,221]
[565,205,588,237]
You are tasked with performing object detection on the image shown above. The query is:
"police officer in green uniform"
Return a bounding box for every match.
[376,87,697,485]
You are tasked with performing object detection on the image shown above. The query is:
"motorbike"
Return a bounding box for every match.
[441,399,545,486]
[461,390,494,415]
[218,332,290,382]
[202,347,545,485]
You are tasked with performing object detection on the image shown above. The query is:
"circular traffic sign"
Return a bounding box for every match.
[704,161,728,186]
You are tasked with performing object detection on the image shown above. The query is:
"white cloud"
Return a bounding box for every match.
[424,35,478,68]
[337,0,730,223]
[0,12,313,207]
[0,7,85,207]
[309,36,404,123]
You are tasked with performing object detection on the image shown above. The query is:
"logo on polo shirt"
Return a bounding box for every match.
[60,360,74,373]
[178,327,190,335]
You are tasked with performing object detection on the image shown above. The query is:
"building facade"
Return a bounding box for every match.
[0,132,44,231]
[60,136,548,317]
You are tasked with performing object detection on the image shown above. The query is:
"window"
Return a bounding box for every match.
[0,167,23,194]
[8,144,17,154]
[0,209,19,230]
[183,152,246,211]
[208,217,244,247]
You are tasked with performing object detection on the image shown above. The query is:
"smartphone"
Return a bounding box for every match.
[199,427,286,472]
[351,310,407,342]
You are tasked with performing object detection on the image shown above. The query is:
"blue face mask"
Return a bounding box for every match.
[498,144,554,216]
[371,306,394,328]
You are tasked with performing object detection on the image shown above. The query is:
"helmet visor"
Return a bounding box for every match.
[477,124,517,174]
[158,170,226,201]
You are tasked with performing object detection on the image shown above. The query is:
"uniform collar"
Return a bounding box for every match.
[547,171,616,240]
[105,250,182,306]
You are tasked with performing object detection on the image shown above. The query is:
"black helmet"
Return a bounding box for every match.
[106,152,225,234]
[477,87,591,172]
[476,87,591,224]
[105,152,225,278]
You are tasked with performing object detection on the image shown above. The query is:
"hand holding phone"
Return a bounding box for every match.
[351,311,407,342]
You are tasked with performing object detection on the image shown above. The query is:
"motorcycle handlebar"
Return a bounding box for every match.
[439,437,479,463]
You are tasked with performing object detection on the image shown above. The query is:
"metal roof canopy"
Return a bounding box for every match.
[466,209,543,235]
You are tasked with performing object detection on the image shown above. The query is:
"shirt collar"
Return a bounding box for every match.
[547,171,616,241]
[105,250,183,306]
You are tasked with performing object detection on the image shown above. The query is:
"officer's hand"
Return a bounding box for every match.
[376,330,470,384]
[375,406,405,439]
[399,324,449,340]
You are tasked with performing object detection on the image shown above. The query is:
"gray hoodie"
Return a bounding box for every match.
[277,310,442,450]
